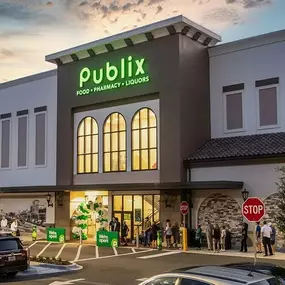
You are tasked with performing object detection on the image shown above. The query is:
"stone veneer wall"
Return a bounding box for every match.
[263,193,285,249]
[198,193,243,249]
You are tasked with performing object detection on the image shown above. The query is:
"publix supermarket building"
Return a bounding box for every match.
[1,15,285,248]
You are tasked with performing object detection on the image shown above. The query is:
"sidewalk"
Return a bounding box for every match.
[185,247,285,261]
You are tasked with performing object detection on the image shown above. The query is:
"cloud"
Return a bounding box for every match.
[225,0,272,8]
[0,49,14,59]
[148,0,165,5]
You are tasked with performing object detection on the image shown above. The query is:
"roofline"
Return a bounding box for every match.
[0,69,57,90]
[45,15,221,63]
[209,28,285,57]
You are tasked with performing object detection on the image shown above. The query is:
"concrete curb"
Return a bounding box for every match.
[17,263,82,279]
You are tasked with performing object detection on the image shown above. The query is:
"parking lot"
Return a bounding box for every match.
[24,241,151,262]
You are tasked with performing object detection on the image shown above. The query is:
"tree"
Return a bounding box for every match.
[275,166,285,234]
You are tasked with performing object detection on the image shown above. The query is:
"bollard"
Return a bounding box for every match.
[157,230,162,251]
[32,225,37,241]
[183,227,188,252]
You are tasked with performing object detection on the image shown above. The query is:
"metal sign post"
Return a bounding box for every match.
[242,197,265,266]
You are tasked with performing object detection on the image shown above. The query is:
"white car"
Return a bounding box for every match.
[139,266,283,285]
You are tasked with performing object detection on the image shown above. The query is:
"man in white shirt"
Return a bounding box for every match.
[0,216,7,230]
[261,221,273,256]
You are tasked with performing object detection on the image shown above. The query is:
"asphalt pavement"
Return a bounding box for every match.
[2,249,285,285]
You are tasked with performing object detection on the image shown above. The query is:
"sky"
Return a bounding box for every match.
[0,0,285,83]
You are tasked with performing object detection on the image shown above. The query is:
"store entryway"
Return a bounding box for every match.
[114,211,133,240]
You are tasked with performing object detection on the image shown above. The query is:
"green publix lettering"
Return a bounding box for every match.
[79,56,146,88]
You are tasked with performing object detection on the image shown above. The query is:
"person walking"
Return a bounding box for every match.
[220,226,226,251]
[213,224,221,253]
[195,224,202,250]
[121,221,129,246]
[11,219,18,236]
[109,216,116,231]
[240,222,248,253]
[269,222,276,254]
[164,220,172,248]
[179,223,184,249]
[256,221,262,253]
[151,221,158,249]
[261,221,273,256]
[171,222,179,247]
[1,216,8,230]
[114,217,121,245]
[206,221,213,250]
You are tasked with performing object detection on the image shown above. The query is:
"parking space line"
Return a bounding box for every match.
[76,249,153,262]
[137,250,182,259]
[131,248,136,253]
[36,242,51,257]
[55,243,67,259]
[113,246,118,256]
[95,246,99,258]
[28,241,38,249]
[73,245,82,262]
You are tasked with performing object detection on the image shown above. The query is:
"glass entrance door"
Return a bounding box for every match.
[114,211,133,241]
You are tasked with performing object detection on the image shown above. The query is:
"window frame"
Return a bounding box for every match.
[223,90,246,134]
[256,84,280,130]
[16,114,29,169]
[34,111,47,168]
[103,112,127,173]
[0,118,12,170]
[77,116,99,174]
[131,107,158,171]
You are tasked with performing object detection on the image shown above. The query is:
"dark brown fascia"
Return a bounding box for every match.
[0,181,243,193]
[184,153,285,169]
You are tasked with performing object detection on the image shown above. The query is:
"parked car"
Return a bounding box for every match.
[0,237,29,276]
[139,266,283,285]
[224,263,285,284]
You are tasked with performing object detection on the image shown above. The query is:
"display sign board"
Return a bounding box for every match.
[242,197,265,222]
[180,201,189,215]
[96,231,119,247]
[47,227,66,243]
[77,55,151,96]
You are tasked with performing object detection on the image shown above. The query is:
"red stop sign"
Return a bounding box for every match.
[242,197,265,222]
[180,201,189,215]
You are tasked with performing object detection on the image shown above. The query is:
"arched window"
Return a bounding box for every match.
[132,108,157,170]
[77,117,99,174]
[103,112,126,172]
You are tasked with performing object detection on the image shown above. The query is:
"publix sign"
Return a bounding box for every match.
[77,55,150,96]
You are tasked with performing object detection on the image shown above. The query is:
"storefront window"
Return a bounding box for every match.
[123,196,132,211]
[134,195,142,224]
[131,108,157,170]
[77,117,99,174]
[113,195,122,211]
[104,113,126,172]
[144,195,153,221]
[153,195,160,222]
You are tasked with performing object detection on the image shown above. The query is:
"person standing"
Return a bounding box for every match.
[269,222,276,254]
[143,217,151,247]
[240,222,248,253]
[114,217,121,245]
[151,221,158,249]
[11,219,18,236]
[206,221,213,250]
[109,217,116,231]
[256,222,262,253]
[121,221,129,246]
[220,226,226,251]
[1,216,7,230]
[261,221,273,256]
[213,224,221,253]
[164,220,172,248]
[195,224,202,250]
[171,222,179,247]
[179,223,184,249]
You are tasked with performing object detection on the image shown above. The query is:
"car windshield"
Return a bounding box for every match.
[0,239,20,251]
[252,278,283,285]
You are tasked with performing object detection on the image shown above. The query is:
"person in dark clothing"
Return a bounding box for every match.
[212,224,221,253]
[195,224,202,250]
[109,217,116,231]
[240,222,248,252]
[121,221,129,246]
[114,217,121,245]
[171,222,179,247]
[151,221,158,249]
